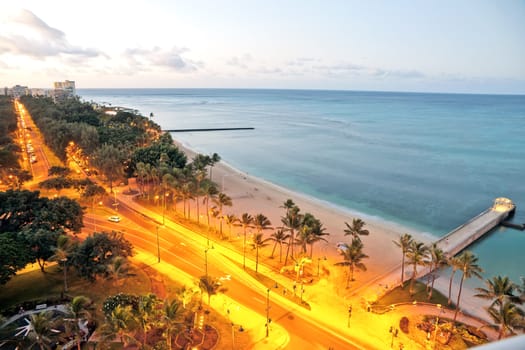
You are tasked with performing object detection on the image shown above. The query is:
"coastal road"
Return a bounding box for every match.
[84,207,363,350]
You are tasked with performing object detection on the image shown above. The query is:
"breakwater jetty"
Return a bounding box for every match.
[164,127,254,132]
[354,198,516,299]
[434,197,516,257]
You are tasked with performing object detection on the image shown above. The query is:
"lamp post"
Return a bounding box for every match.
[347,305,352,328]
[156,226,161,263]
[433,304,444,349]
[61,258,68,292]
[265,288,271,337]
[317,256,326,277]
[389,326,398,348]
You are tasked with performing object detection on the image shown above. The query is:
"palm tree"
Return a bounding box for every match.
[99,304,137,347]
[50,234,73,292]
[163,299,184,350]
[393,233,413,286]
[269,229,290,262]
[295,225,312,256]
[136,293,159,348]
[447,256,461,306]
[405,240,429,296]
[253,213,272,234]
[202,181,218,226]
[105,256,130,290]
[208,153,221,181]
[235,213,254,269]
[21,311,59,350]
[282,205,303,265]
[280,199,295,216]
[199,275,222,306]
[213,192,233,238]
[488,300,525,339]
[193,169,207,224]
[426,243,447,300]
[343,218,369,242]
[453,251,484,322]
[307,219,329,258]
[66,296,92,350]
[135,162,148,195]
[251,232,271,272]
[334,239,369,288]
[223,214,238,239]
[475,276,520,308]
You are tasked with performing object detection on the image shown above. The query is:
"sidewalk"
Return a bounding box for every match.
[131,249,289,349]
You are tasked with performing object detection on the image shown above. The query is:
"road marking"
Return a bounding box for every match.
[252,297,264,304]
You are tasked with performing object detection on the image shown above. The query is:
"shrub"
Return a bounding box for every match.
[399,316,409,334]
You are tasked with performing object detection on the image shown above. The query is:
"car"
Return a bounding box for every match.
[108,216,121,223]
[336,242,349,253]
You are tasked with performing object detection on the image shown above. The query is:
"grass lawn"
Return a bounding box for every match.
[0,263,151,321]
[374,281,450,308]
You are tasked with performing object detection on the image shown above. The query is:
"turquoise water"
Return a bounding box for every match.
[78,88,525,282]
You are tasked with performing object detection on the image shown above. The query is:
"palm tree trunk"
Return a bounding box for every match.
[196,195,200,224]
[409,264,417,296]
[428,274,436,301]
[284,230,294,265]
[448,270,457,305]
[256,246,259,272]
[243,229,247,269]
[454,274,466,322]
[401,254,405,285]
[279,243,283,263]
[271,242,277,258]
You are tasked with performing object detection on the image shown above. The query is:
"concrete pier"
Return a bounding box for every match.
[435,197,516,257]
[354,198,516,299]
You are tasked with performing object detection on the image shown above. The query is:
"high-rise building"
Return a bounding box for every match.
[53,80,76,101]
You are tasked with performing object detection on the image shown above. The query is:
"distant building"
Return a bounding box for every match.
[53,80,76,101]
[8,85,30,97]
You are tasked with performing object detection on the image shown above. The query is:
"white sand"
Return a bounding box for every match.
[173,139,433,284]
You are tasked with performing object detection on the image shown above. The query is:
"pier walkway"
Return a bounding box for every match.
[434,197,515,257]
[353,198,516,300]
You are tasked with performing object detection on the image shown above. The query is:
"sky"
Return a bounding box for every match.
[1,0,524,94]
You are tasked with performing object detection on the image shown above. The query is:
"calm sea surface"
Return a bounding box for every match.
[78,88,525,282]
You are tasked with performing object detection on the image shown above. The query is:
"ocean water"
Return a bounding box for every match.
[78,88,525,283]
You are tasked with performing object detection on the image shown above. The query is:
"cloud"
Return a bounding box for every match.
[226,54,253,69]
[372,68,425,79]
[123,46,202,72]
[0,9,101,59]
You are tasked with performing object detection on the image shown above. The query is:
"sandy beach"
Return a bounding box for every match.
[171,137,498,324]
[173,140,432,287]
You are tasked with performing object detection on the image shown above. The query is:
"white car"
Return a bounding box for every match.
[108,216,121,223]
[336,242,349,253]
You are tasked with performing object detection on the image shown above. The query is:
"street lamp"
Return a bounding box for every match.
[433,304,444,349]
[113,190,119,211]
[156,226,161,263]
[265,288,271,337]
[347,305,352,328]
[389,326,399,348]
[162,192,169,225]
[317,256,326,277]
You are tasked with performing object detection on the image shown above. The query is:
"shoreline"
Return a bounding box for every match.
[172,138,432,281]
[171,136,498,324]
